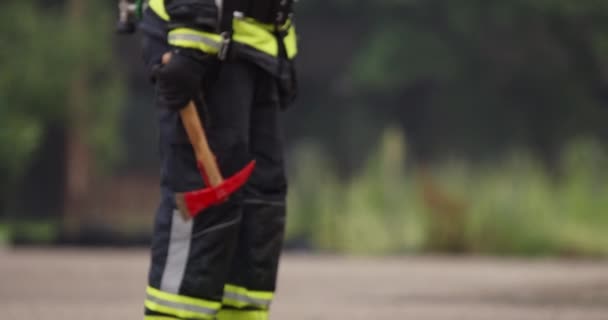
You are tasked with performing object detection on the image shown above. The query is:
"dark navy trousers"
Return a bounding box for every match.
[141,23,287,320]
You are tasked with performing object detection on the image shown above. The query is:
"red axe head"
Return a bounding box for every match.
[175,160,256,219]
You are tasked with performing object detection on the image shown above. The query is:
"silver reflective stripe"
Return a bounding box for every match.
[146,293,217,316]
[224,292,271,308]
[160,210,193,294]
[192,215,241,238]
[168,34,221,50]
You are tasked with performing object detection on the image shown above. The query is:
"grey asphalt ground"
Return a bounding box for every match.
[1,249,607,320]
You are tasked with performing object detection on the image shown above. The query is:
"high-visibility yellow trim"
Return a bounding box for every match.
[233,19,297,58]
[168,28,223,54]
[222,297,248,309]
[144,317,179,320]
[147,286,222,311]
[170,21,288,58]
[232,19,277,57]
[148,0,170,21]
[169,22,297,59]
[145,299,215,320]
[222,284,273,309]
[237,18,297,59]
[224,284,274,300]
[284,24,298,59]
[222,297,269,310]
[217,309,269,320]
[151,0,297,59]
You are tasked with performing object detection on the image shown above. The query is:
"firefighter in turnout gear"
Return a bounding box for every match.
[138,0,298,319]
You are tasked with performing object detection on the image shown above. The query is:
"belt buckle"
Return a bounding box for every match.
[218,31,232,61]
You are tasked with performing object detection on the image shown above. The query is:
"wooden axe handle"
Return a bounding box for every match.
[179,100,224,187]
[161,53,222,187]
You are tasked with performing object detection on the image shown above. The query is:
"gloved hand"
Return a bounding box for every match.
[154,48,212,111]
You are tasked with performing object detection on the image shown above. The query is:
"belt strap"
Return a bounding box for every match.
[218,0,236,60]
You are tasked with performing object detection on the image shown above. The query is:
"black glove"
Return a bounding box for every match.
[155,49,212,111]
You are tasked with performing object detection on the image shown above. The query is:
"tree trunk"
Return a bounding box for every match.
[63,0,90,235]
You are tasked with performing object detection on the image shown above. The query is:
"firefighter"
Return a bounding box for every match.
[138,1,297,319]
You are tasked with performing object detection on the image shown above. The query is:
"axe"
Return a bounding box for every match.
[161,54,255,219]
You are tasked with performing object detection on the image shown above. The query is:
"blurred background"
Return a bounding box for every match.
[2,0,608,257]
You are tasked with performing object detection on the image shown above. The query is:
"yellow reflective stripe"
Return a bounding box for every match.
[145,299,214,320]
[233,19,277,57]
[168,29,222,54]
[222,297,251,309]
[146,294,217,315]
[224,284,274,300]
[238,17,294,34]
[217,309,269,320]
[147,286,222,311]
[222,284,274,309]
[148,0,170,21]
[233,19,297,58]
[144,317,179,320]
[167,19,297,59]
[284,25,298,59]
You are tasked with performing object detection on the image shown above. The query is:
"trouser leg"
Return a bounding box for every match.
[143,31,258,318]
[146,186,242,320]
[219,68,287,320]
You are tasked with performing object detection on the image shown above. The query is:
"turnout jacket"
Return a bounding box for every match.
[144,0,298,78]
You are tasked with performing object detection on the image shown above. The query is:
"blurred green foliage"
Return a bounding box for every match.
[282,1,608,255]
[287,129,425,254]
[0,220,59,244]
[0,1,124,189]
[2,0,608,255]
[0,224,8,245]
[288,131,608,256]
[296,0,608,166]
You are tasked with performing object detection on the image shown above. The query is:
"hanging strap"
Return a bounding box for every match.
[217,0,236,60]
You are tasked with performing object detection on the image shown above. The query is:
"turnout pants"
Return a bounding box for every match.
[142,33,287,320]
